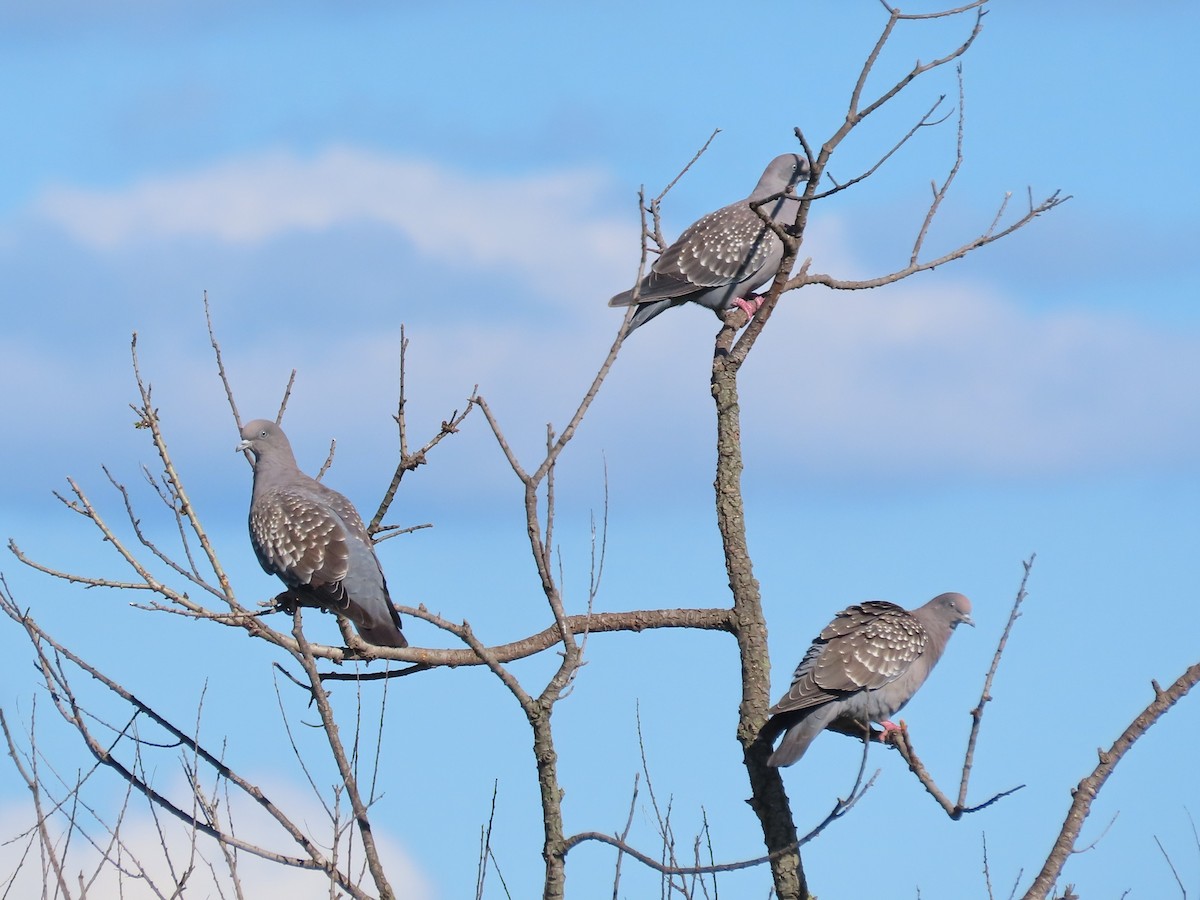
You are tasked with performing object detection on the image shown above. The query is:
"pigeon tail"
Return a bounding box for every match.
[353,618,409,649]
[622,298,682,334]
[767,705,839,767]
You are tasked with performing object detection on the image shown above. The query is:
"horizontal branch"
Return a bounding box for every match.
[318,606,735,677]
[792,189,1069,292]
[563,829,796,878]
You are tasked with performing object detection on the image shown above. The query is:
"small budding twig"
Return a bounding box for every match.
[368,323,478,532]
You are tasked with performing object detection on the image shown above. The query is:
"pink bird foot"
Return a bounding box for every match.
[732,293,765,318]
[878,720,906,744]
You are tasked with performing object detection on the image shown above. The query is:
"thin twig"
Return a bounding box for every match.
[0,589,369,896]
[611,774,640,900]
[796,735,880,844]
[290,612,394,899]
[1152,835,1186,899]
[205,292,242,431]
[960,553,1036,807]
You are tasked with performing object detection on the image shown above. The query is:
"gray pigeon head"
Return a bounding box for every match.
[926,591,974,629]
[237,419,292,459]
[752,153,810,201]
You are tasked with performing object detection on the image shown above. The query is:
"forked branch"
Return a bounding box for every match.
[885,557,1033,817]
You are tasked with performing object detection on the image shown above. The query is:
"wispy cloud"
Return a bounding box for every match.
[9,150,1199,487]
[745,279,1200,479]
[30,146,636,295]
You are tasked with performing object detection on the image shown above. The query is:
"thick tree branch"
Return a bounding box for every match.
[712,303,803,900]
[1021,662,1200,900]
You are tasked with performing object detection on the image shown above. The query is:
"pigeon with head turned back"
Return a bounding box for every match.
[765,593,973,767]
[608,152,810,334]
[237,419,408,649]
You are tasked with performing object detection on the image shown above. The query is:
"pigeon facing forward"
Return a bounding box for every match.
[237,419,408,648]
[765,593,973,767]
[609,152,810,334]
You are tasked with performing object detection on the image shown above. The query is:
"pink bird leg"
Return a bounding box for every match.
[732,293,765,318]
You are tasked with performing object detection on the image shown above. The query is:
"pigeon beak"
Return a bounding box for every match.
[961,613,976,628]
[235,439,252,454]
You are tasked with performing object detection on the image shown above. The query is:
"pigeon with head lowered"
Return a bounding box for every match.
[237,419,408,649]
[765,593,973,767]
[609,152,810,334]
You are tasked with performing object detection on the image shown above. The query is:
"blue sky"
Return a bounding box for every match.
[2,2,1198,898]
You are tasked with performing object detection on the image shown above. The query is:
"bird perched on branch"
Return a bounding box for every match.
[608,152,810,334]
[237,419,408,648]
[765,593,973,767]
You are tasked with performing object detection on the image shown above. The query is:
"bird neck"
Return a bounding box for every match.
[250,448,302,494]
[920,615,955,660]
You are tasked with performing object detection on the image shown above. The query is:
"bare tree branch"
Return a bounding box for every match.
[791,188,1067,293]
[890,724,1024,817]
[0,586,374,898]
[368,323,477,533]
[879,558,1032,818]
[1021,661,1200,899]
[1,707,73,898]
[961,554,1035,807]
[289,612,394,900]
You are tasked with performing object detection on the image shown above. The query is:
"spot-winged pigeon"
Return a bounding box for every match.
[237,419,408,649]
[609,152,810,334]
[765,593,973,767]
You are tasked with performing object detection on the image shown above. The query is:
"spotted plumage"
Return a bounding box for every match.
[237,419,408,648]
[609,153,810,333]
[765,593,973,767]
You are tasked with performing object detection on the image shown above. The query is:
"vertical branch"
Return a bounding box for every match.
[0,706,73,898]
[129,335,236,606]
[205,291,243,431]
[710,342,803,899]
[290,612,394,900]
[959,554,1035,807]
[472,310,633,898]
[543,424,556,577]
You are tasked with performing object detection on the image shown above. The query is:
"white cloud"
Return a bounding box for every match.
[0,777,435,900]
[10,148,1200,483]
[744,277,1200,478]
[195,275,1200,490]
[30,146,636,296]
